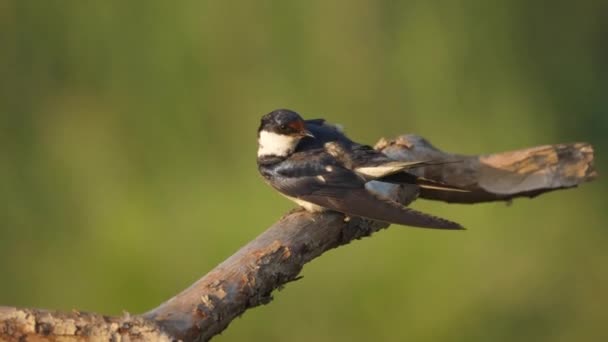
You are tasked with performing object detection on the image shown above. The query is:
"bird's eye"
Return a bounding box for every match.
[279,124,287,130]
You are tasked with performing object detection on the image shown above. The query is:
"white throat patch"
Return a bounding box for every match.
[257,131,300,157]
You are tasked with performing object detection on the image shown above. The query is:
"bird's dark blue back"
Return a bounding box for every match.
[297,119,357,150]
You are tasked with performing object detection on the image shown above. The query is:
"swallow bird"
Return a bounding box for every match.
[256,109,464,229]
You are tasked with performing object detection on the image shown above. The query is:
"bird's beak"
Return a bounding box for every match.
[301,129,315,138]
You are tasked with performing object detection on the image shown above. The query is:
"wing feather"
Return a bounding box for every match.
[302,188,463,230]
[272,154,462,230]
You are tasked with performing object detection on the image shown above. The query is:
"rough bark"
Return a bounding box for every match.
[0,135,596,341]
[0,307,172,341]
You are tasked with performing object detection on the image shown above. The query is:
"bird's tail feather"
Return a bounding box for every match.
[378,173,469,193]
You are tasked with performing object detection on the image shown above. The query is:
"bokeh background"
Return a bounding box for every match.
[1,1,607,341]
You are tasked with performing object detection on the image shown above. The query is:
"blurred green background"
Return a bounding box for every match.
[1,1,607,341]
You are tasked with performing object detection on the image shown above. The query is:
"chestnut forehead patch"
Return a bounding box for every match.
[287,120,305,131]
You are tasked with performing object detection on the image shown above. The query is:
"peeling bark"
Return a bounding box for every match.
[0,135,596,341]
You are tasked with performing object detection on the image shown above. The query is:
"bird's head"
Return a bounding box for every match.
[257,109,314,157]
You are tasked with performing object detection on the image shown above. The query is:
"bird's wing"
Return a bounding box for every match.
[273,154,462,230]
[345,146,469,193]
[304,188,463,230]
[345,145,426,176]
[354,160,434,178]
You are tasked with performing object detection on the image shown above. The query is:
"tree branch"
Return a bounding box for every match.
[0,135,596,341]
[376,135,597,203]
